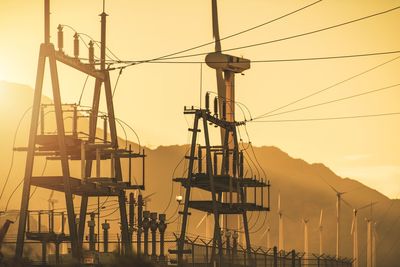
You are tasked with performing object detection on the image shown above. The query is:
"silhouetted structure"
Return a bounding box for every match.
[15,0,145,261]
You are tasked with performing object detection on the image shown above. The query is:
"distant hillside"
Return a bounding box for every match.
[0,81,399,266]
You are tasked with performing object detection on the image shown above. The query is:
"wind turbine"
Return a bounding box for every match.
[324,181,347,258]
[278,193,284,252]
[207,0,250,233]
[303,218,309,266]
[319,209,323,255]
[365,203,377,267]
[365,219,377,267]
[350,202,377,267]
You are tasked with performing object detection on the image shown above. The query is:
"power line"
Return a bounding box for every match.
[4,159,48,212]
[112,68,123,97]
[110,50,400,66]
[253,55,400,120]
[114,0,323,69]
[251,112,400,123]
[0,106,32,203]
[78,75,89,106]
[128,5,400,63]
[255,83,400,120]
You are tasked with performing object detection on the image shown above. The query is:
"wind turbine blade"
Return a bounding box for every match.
[328,183,339,194]
[278,193,281,213]
[351,212,355,235]
[319,209,323,227]
[341,196,353,209]
[358,201,378,211]
[211,0,221,52]
[317,174,339,194]
[196,214,208,229]
[209,0,225,137]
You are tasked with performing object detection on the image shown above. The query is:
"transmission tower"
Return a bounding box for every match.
[15,0,145,260]
[174,96,270,265]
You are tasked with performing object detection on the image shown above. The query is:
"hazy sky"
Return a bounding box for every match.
[0,0,399,198]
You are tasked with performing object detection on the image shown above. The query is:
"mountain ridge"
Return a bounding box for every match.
[0,81,398,266]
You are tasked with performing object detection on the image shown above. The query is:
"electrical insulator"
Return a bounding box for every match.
[57,25,63,52]
[88,213,96,251]
[89,40,95,66]
[150,212,158,261]
[213,97,218,117]
[158,214,167,262]
[205,92,210,111]
[222,99,226,120]
[102,220,110,253]
[129,192,135,231]
[137,194,144,256]
[142,211,150,257]
[73,32,79,59]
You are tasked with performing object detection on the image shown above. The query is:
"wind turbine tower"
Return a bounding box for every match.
[303,218,309,266]
[325,181,347,258]
[351,202,377,267]
[319,209,323,255]
[278,193,284,252]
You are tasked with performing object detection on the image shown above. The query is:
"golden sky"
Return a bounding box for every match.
[0,0,399,198]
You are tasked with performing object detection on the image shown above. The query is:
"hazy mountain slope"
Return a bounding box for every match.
[0,82,398,266]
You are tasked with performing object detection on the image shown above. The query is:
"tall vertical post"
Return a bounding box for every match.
[273,246,278,267]
[137,194,143,256]
[88,213,96,251]
[177,113,200,264]
[72,105,78,138]
[15,26,47,263]
[96,148,101,178]
[142,211,150,257]
[353,210,358,267]
[44,0,50,44]
[129,192,135,244]
[40,106,45,135]
[291,250,296,267]
[198,145,202,173]
[100,10,107,71]
[41,241,47,265]
[337,194,341,259]
[158,214,167,264]
[81,142,86,181]
[150,212,158,261]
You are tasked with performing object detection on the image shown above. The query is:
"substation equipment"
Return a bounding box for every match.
[14,0,146,261]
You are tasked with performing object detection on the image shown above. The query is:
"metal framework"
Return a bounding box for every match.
[174,103,270,265]
[15,0,145,260]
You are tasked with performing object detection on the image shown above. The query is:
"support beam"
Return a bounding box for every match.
[15,44,47,259]
[48,43,79,258]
